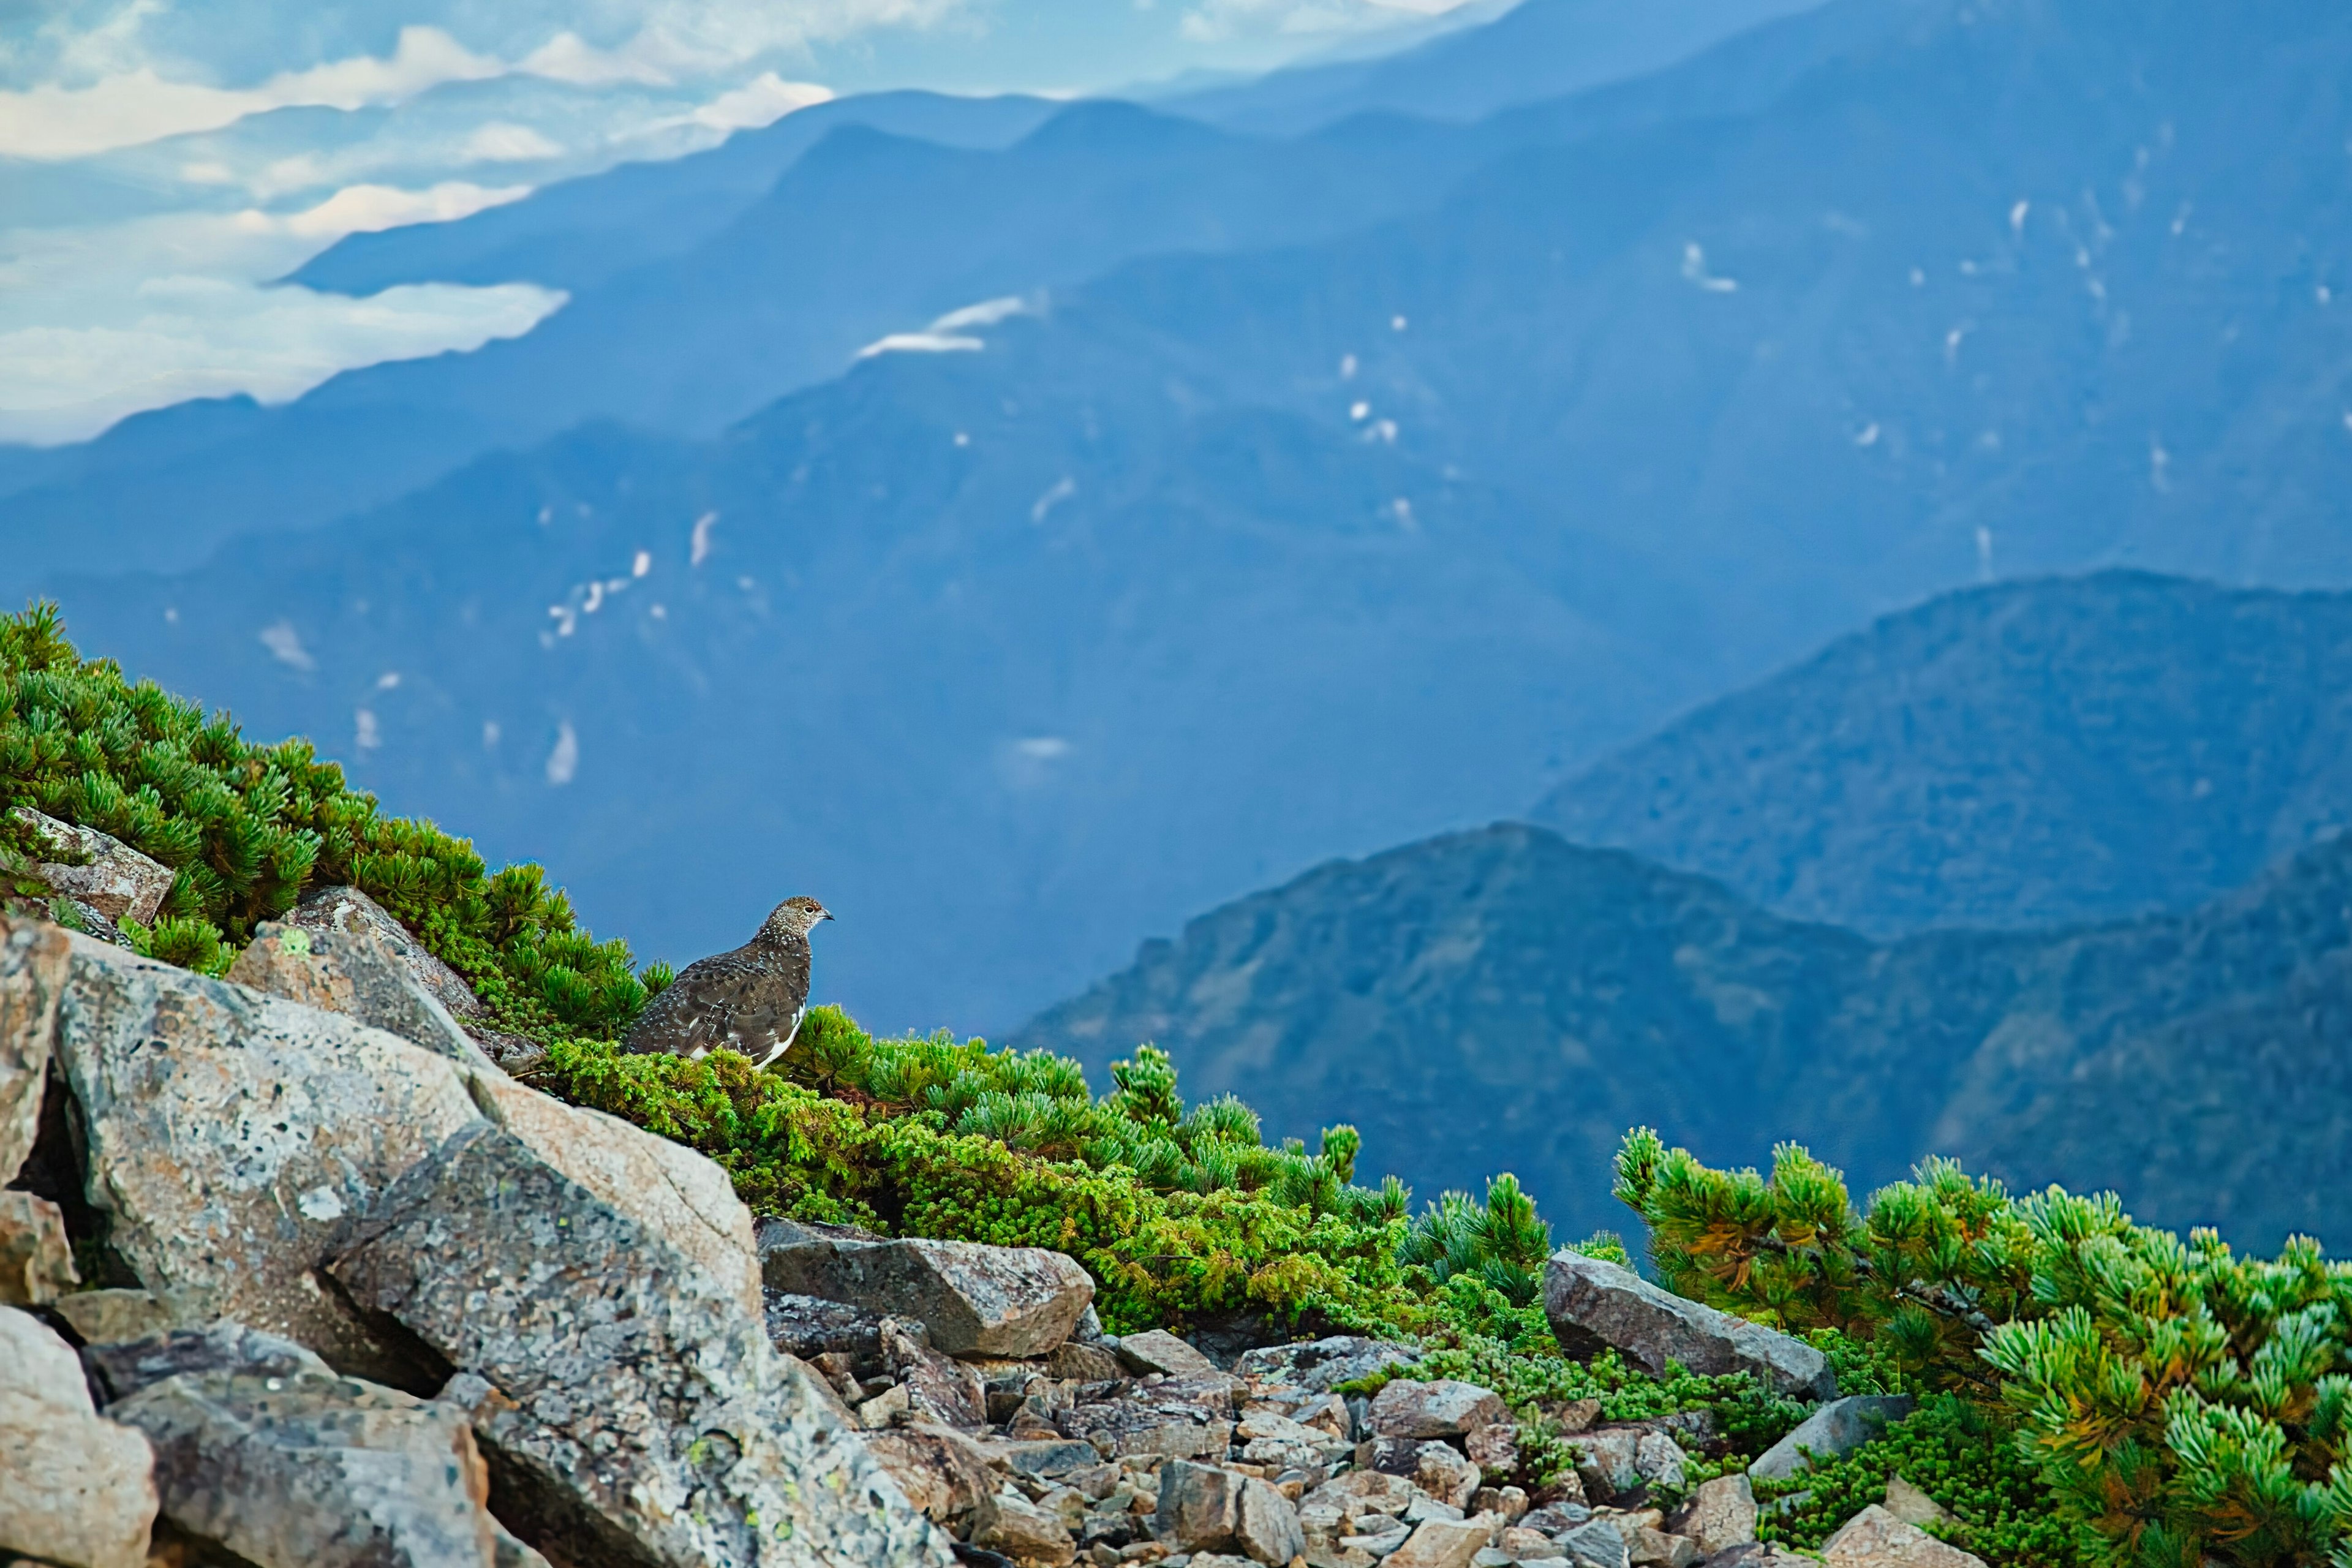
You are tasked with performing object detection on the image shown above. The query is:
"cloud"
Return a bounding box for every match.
[1,1,954,160]
[458,121,567,163]
[0,198,564,442]
[1179,0,1472,43]
[0,26,504,159]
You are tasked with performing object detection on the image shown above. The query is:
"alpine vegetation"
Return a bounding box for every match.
[1,603,2344,1568]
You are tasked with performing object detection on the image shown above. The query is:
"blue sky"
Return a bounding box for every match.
[0,0,1479,442]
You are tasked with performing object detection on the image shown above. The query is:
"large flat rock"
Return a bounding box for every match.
[1544,1252,1836,1400]
[331,1120,950,1568]
[761,1232,1093,1358]
[109,1344,545,1568]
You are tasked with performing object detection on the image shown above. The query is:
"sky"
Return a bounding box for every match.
[0,0,1482,443]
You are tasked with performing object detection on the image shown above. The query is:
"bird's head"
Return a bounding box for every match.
[760,895,834,942]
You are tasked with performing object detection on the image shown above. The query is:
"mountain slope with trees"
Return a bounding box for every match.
[1016,821,2352,1253]
[1532,572,2352,935]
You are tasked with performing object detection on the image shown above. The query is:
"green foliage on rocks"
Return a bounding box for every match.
[0,604,646,1031]
[1616,1128,2352,1568]
[1751,1395,2090,1566]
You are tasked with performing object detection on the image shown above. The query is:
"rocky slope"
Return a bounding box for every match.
[1532,572,2352,937]
[1016,823,2352,1251]
[0,873,1936,1568]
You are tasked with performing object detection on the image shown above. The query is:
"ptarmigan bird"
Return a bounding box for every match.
[623,895,832,1068]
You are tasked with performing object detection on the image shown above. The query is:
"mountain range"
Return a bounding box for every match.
[1014,815,2352,1255]
[1536,572,2352,935]
[16,0,2352,1055]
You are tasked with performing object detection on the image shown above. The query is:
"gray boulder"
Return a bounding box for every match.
[228,919,496,1071]
[1820,1505,1985,1568]
[764,1289,889,1362]
[1115,1327,1223,1380]
[1667,1474,1758,1556]
[105,1327,546,1568]
[80,1320,337,1405]
[760,1230,1093,1358]
[329,1120,948,1568]
[52,931,485,1378]
[1235,1335,1423,1392]
[12,810,174,927]
[284,884,485,1020]
[1369,1378,1509,1439]
[1156,1460,1306,1566]
[0,918,67,1182]
[1061,1377,1235,1460]
[1749,1397,1915,1482]
[1560,1520,1632,1568]
[1544,1253,1836,1400]
[0,1305,158,1568]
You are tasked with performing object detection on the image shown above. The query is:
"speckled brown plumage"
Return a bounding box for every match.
[622,895,832,1067]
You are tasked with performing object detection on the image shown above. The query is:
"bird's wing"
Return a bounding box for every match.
[624,941,810,1058]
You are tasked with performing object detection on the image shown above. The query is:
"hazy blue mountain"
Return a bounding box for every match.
[0,100,1512,582]
[1534,573,2352,935]
[286,92,1065,298]
[25,0,2352,1050]
[48,313,1715,1040]
[1014,821,2352,1254]
[1166,0,1830,134]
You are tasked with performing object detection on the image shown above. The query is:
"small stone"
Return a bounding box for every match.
[1370,1380,1509,1440]
[992,1438,1111,1480]
[1118,1329,1224,1381]
[1474,1550,1516,1568]
[12,810,173,925]
[884,1316,990,1429]
[1666,1475,1756,1556]
[1634,1433,1686,1491]
[1624,1528,1699,1568]
[976,1486,1080,1566]
[1544,1400,1602,1435]
[1233,1337,1425,1393]
[1050,1340,1130,1384]
[1749,1398,1915,1482]
[763,1231,1095,1359]
[51,1289,178,1348]
[0,1189,75,1306]
[1385,1517,1496,1568]
[1465,1421,1520,1475]
[1519,1507,1588,1536]
[1820,1505,1985,1568]
[1544,1254,1836,1400]
[862,1382,916,1428]
[1879,1477,1954,1530]
[1559,1520,1630,1568]
[1499,1527,1558,1560]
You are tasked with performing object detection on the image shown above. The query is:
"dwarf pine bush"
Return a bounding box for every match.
[1616,1128,2352,1567]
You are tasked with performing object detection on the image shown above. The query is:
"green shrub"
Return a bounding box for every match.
[0,603,644,1038]
[1615,1128,2352,1567]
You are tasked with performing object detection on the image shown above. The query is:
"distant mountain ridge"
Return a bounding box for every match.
[1014,820,2352,1255]
[1533,572,2352,935]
